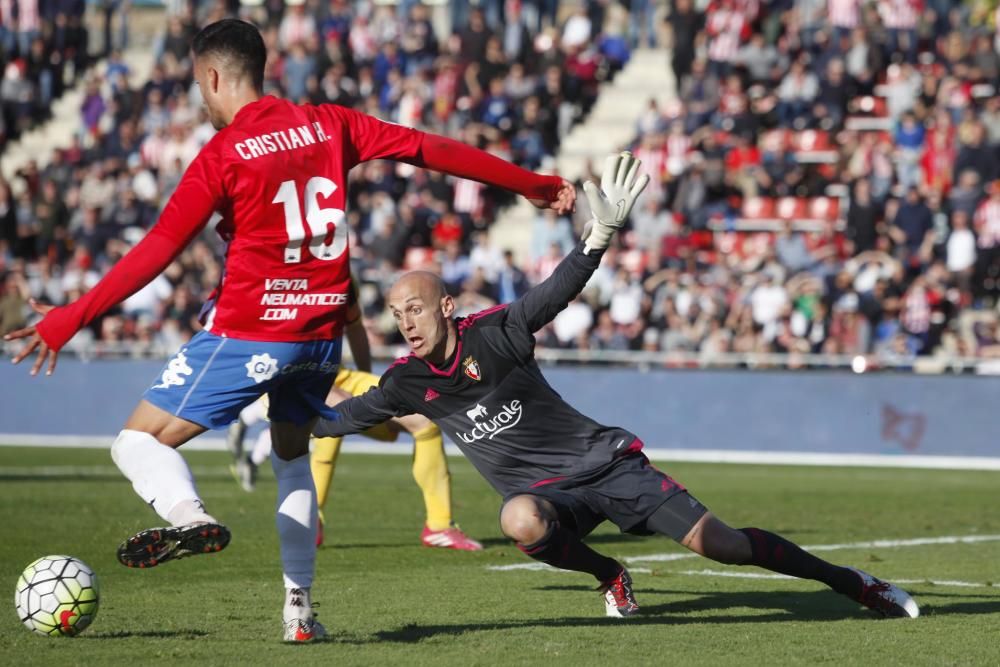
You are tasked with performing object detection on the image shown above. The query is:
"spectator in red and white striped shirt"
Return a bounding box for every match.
[634,133,668,203]
[665,121,692,177]
[0,0,14,57]
[879,0,922,62]
[705,0,748,76]
[829,0,861,40]
[972,186,1000,298]
[453,178,486,222]
[973,185,1000,250]
[901,275,931,343]
[14,0,39,56]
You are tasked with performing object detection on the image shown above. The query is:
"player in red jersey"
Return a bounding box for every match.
[4,19,573,642]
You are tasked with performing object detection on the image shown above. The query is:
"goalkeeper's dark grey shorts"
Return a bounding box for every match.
[515,452,708,541]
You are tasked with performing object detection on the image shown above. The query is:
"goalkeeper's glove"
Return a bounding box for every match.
[581,151,650,255]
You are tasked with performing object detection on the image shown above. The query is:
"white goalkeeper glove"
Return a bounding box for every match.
[581,151,650,255]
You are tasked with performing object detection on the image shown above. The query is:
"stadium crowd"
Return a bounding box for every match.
[1,0,999,369]
[0,0,94,153]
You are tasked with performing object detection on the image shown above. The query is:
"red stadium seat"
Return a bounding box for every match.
[714,231,776,260]
[775,197,807,220]
[791,129,829,152]
[741,196,775,220]
[791,130,837,163]
[808,197,840,221]
[845,96,892,131]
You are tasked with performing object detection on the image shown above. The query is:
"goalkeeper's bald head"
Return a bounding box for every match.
[387,272,457,364]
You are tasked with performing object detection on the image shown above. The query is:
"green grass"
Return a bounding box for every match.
[2,447,1000,666]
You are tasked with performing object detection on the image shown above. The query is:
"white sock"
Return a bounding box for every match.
[250,430,273,466]
[284,586,313,623]
[272,453,317,591]
[110,429,217,526]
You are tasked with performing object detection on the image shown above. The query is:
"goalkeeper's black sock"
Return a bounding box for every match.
[518,521,621,583]
[739,528,863,599]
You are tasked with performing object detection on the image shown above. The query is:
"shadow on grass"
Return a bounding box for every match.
[360,587,1000,643]
[83,629,209,640]
[358,591,856,644]
[920,599,1000,615]
[323,536,654,552]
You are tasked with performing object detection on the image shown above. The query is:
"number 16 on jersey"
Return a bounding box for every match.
[272,176,347,264]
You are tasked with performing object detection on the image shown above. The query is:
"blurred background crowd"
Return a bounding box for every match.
[1,0,999,370]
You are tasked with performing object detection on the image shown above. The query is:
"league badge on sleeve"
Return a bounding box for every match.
[462,356,482,382]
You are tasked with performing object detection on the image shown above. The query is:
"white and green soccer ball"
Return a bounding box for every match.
[14,555,100,637]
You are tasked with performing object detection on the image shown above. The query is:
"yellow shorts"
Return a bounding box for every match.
[334,368,380,396]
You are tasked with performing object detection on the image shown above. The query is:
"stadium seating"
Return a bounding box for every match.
[0,1,998,367]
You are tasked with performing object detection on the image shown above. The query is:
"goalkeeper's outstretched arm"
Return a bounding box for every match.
[314,386,402,438]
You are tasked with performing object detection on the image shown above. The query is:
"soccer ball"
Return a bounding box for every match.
[14,555,100,637]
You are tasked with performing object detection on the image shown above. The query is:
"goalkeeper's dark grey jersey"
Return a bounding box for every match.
[314,243,641,497]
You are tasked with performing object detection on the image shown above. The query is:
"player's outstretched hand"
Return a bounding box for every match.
[581,151,650,255]
[528,178,576,215]
[4,299,59,376]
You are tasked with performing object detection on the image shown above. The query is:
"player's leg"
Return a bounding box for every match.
[500,494,633,615]
[225,408,248,461]
[270,418,326,642]
[111,399,230,567]
[113,332,280,567]
[646,496,920,618]
[269,359,343,644]
[397,413,483,551]
[310,435,342,546]
[235,428,272,492]
[230,398,270,492]
[402,414,451,531]
[311,376,362,546]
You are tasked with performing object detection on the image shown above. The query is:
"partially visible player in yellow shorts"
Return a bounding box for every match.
[313,366,481,550]
[227,276,482,551]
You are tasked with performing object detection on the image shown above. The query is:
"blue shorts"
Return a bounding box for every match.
[143,331,342,430]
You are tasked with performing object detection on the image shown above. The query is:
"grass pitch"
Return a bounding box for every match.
[2,446,999,666]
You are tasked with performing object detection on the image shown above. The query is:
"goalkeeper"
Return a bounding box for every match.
[311,152,920,620]
[227,281,482,552]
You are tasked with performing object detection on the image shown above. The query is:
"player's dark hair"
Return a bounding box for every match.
[191,19,265,91]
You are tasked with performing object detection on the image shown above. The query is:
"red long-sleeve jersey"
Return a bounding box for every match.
[36,96,563,350]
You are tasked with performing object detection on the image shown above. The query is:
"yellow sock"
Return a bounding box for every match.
[411,424,452,531]
[311,437,342,513]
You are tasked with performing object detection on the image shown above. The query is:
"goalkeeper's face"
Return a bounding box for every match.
[388,272,456,364]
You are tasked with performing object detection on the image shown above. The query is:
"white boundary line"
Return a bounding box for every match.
[2,435,1000,471]
[656,449,1000,471]
[626,534,1000,563]
[488,534,1000,572]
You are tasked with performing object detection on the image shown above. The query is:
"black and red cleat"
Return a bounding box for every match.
[117,522,231,568]
[599,568,640,618]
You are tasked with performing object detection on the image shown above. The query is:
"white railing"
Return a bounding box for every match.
[3,341,997,374]
[532,348,996,374]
